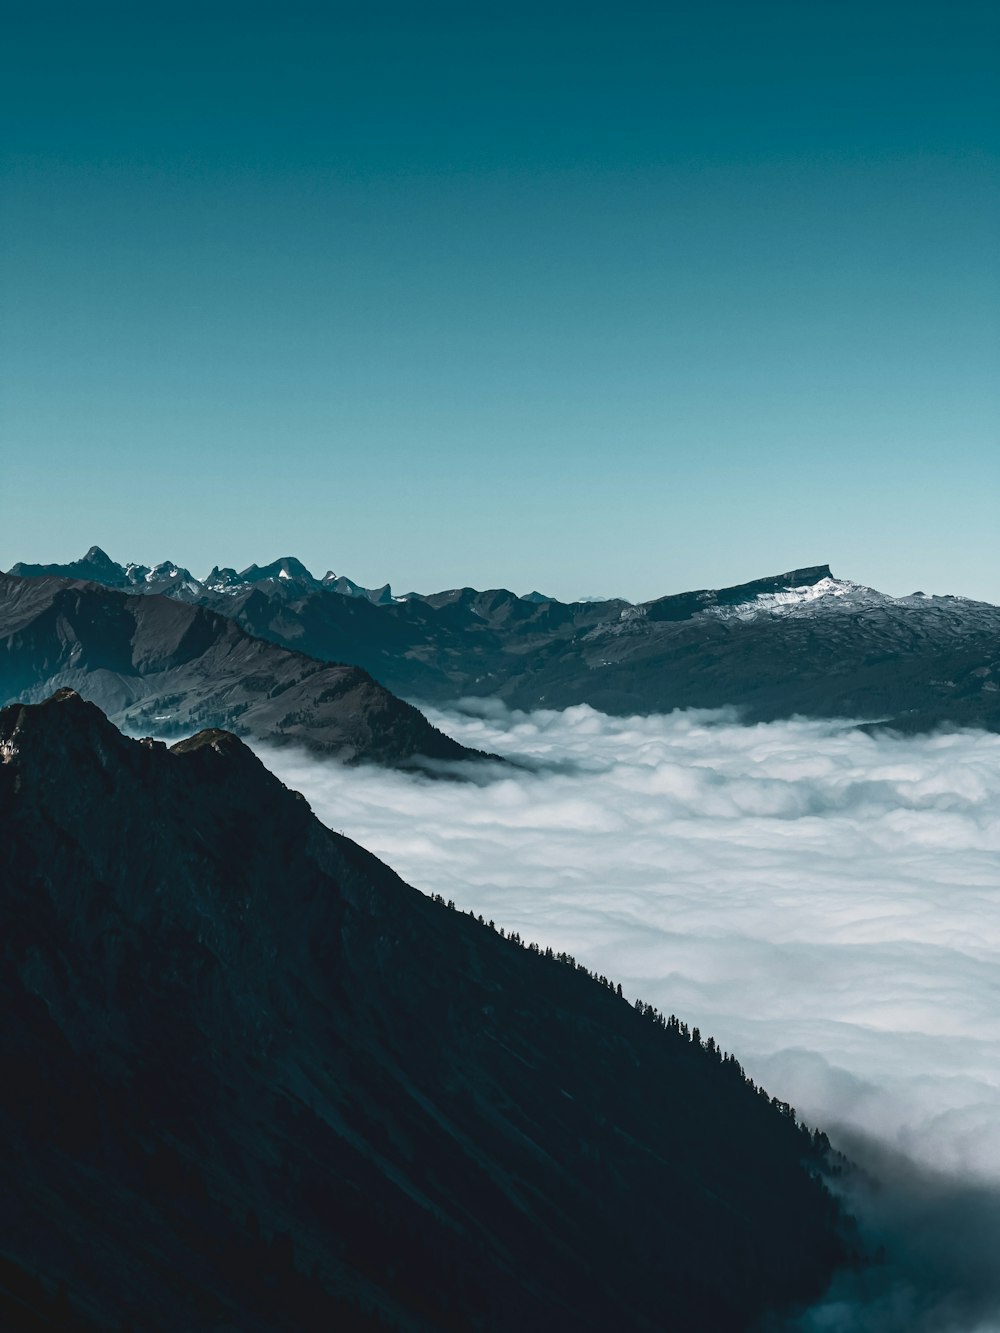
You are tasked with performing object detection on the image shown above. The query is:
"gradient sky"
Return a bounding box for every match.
[2,1,997,602]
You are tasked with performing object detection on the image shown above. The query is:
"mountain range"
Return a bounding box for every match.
[0,570,486,768]
[0,690,856,1331]
[8,548,999,734]
[8,548,412,606]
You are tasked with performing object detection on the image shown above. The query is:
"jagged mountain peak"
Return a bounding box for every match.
[7,546,129,587]
[238,555,317,584]
[2,685,118,744]
[81,544,119,569]
[204,564,242,591]
[0,687,138,782]
[149,558,192,578]
[321,570,396,603]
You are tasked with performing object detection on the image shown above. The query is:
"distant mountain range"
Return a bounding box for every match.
[8,547,454,607]
[9,548,997,734]
[0,690,855,1331]
[0,571,482,768]
[8,546,629,609]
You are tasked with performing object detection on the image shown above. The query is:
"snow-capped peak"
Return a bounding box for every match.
[706,576,885,621]
[145,562,187,583]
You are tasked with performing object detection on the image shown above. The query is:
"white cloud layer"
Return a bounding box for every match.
[252,702,1000,1330]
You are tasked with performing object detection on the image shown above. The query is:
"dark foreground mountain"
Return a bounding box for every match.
[0,691,855,1332]
[14,550,998,732]
[0,573,481,768]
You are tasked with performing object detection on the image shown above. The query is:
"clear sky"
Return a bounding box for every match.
[2,1,997,602]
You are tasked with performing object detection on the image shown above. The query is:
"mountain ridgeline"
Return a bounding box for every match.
[8,548,999,734]
[0,571,483,768]
[0,691,857,1332]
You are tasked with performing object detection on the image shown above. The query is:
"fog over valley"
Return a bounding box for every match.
[255,703,1000,1331]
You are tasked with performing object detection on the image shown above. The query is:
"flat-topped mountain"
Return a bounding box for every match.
[0,572,482,767]
[9,551,999,731]
[568,567,1000,730]
[0,690,855,1331]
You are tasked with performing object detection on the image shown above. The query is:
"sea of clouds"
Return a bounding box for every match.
[254,702,1000,1331]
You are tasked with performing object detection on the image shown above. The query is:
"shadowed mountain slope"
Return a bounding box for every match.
[0,692,856,1332]
[0,573,480,767]
[12,551,998,732]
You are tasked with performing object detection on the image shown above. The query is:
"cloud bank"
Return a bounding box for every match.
[253,702,1000,1329]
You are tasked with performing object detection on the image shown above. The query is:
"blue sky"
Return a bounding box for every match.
[2,1,997,601]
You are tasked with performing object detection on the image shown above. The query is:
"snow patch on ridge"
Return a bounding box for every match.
[706,576,883,621]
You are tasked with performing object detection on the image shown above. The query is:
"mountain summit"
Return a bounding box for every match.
[9,544,129,587]
[236,555,319,585]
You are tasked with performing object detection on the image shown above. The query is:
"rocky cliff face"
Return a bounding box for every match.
[0,692,855,1332]
[0,573,482,767]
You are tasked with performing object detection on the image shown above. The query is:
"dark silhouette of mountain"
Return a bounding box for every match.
[12,551,998,731]
[9,545,130,586]
[0,573,481,767]
[233,556,321,587]
[0,691,856,1332]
